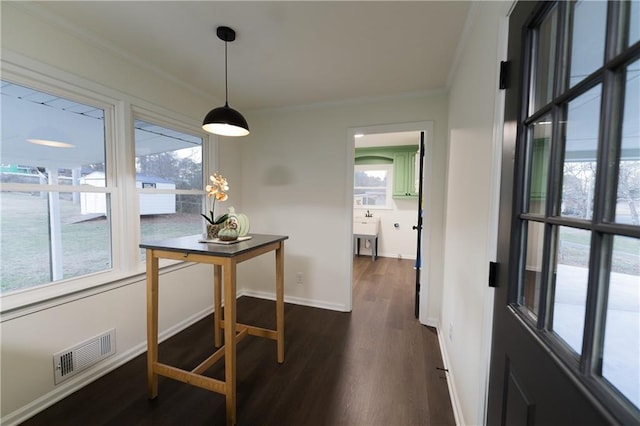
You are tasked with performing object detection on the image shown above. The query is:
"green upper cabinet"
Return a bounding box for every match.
[392,150,418,197]
[355,145,418,198]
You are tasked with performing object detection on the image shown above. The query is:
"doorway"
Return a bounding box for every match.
[346,121,434,324]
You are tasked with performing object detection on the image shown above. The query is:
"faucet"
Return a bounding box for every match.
[365,210,373,218]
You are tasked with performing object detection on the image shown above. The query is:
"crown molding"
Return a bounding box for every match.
[12,2,217,105]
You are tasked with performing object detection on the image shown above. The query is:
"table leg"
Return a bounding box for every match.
[275,242,285,363]
[223,260,237,426]
[146,250,159,399]
[214,264,222,347]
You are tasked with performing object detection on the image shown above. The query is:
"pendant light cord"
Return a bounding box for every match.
[224,38,229,107]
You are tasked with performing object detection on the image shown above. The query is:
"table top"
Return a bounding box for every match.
[140,233,288,257]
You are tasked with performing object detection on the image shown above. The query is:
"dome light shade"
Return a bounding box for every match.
[202,26,249,137]
[202,103,249,137]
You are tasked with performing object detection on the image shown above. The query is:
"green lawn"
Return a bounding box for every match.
[560,226,639,275]
[1,192,202,294]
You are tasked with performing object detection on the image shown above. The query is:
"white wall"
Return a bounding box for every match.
[237,95,448,319]
[440,2,510,425]
[0,4,242,423]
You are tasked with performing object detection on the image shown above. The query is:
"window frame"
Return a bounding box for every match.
[131,109,210,263]
[0,71,120,303]
[353,163,394,210]
[0,58,216,314]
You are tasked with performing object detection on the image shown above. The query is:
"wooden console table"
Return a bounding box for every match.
[140,233,288,426]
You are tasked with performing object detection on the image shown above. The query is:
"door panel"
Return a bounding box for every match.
[504,361,535,426]
[490,307,612,424]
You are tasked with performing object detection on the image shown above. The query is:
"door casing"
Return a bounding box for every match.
[346,121,434,325]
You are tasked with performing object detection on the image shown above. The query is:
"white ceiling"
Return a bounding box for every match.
[28,1,472,111]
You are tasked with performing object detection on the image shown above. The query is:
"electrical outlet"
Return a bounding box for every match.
[296,272,304,285]
[449,323,453,342]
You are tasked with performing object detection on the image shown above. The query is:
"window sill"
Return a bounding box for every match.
[0,259,190,321]
[354,206,392,211]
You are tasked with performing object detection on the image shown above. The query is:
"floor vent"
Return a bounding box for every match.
[53,328,116,385]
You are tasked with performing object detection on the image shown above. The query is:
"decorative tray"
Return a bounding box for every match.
[198,235,252,245]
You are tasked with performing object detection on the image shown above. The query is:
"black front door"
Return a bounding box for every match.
[414,132,425,318]
[487,1,639,425]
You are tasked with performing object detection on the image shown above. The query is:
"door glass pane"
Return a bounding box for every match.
[602,236,640,408]
[531,5,558,112]
[528,116,552,214]
[615,60,640,225]
[521,221,545,319]
[551,226,591,354]
[568,0,607,87]
[561,85,602,220]
[134,120,204,259]
[630,0,639,46]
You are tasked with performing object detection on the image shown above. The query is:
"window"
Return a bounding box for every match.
[354,164,393,209]
[515,0,639,413]
[0,80,113,294]
[0,75,213,304]
[134,118,204,259]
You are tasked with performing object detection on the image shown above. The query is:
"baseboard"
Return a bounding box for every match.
[359,252,417,261]
[424,317,439,328]
[240,289,348,312]
[436,326,465,426]
[1,305,214,426]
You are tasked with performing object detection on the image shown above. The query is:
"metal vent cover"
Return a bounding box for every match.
[53,328,116,385]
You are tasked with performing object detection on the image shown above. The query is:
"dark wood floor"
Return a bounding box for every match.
[21,256,455,426]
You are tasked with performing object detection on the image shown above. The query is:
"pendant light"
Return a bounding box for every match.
[202,26,249,137]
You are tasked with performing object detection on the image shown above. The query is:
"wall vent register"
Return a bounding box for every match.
[53,329,116,384]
